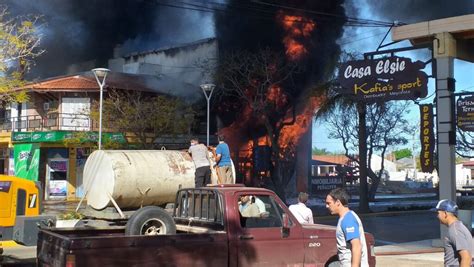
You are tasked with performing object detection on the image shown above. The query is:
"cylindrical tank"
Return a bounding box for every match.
[83,150,195,210]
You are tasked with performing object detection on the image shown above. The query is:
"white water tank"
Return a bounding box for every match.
[83,150,195,210]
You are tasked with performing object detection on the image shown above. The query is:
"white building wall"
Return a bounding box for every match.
[109,38,218,88]
[370,154,397,172]
[456,163,472,188]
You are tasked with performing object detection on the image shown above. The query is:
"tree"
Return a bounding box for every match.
[214,48,300,200]
[312,147,332,155]
[456,129,474,158]
[393,148,412,160]
[90,90,194,149]
[322,100,411,202]
[0,7,44,104]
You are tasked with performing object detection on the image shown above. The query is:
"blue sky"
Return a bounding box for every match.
[312,1,474,154]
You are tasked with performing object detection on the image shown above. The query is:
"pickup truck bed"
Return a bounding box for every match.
[38,226,229,266]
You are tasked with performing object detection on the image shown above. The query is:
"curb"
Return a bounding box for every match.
[376,247,443,256]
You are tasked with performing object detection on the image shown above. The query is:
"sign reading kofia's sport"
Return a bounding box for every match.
[338,56,428,102]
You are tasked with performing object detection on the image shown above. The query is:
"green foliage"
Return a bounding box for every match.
[393,148,412,160]
[312,147,332,155]
[0,7,44,104]
[58,211,84,220]
[90,90,194,149]
[62,131,128,150]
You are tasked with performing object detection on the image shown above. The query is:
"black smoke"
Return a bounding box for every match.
[3,0,214,78]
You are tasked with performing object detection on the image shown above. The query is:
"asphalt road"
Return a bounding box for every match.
[316,210,440,246]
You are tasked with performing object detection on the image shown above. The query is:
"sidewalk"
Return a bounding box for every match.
[375,239,444,266]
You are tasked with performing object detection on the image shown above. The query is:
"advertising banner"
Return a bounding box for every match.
[14,143,40,181]
[457,95,474,132]
[338,56,428,103]
[49,180,67,197]
[420,104,435,173]
[12,131,126,144]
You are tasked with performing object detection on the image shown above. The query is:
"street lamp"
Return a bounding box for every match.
[200,83,215,146]
[92,68,110,150]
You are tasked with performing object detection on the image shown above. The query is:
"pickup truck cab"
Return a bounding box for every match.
[37,185,376,266]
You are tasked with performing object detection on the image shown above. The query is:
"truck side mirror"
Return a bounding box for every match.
[282,213,290,238]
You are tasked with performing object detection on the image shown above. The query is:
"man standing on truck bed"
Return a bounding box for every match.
[215,135,233,184]
[326,188,368,267]
[188,138,211,187]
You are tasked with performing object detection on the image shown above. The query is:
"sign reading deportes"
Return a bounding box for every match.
[338,56,428,102]
[420,104,435,173]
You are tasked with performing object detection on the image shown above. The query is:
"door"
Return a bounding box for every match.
[235,193,305,267]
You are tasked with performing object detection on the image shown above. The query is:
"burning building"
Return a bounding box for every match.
[4,0,348,199]
[214,1,346,197]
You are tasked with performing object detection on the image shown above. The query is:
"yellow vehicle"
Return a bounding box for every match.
[0,175,53,249]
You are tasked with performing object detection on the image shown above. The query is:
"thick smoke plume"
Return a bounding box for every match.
[4,0,214,78]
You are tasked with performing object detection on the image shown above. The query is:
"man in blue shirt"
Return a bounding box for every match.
[325,188,368,267]
[215,135,233,184]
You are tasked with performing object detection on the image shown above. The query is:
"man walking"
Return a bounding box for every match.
[215,135,233,184]
[289,192,314,224]
[188,138,211,187]
[326,188,368,267]
[432,199,473,267]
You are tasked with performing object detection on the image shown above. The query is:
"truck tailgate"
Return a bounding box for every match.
[37,228,229,267]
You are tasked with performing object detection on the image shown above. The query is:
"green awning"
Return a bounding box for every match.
[12,131,127,144]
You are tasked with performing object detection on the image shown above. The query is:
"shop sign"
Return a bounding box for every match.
[338,56,428,103]
[14,143,40,181]
[420,104,435,173]
[457,95,474,132]
[311,176,343,194]
[12,131,126,143]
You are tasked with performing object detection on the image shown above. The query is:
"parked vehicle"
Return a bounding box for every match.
[37,185,376,266]
[0,175,55,249]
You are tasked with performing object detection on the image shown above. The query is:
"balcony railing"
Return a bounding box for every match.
[0,112,98,132]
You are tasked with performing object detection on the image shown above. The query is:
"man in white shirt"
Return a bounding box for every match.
[289,192,314,224]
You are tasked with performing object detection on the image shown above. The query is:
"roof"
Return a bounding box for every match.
[123,37,216,58]
[14,72,202,101]
[312,155,350,165]
[463,161,474,167]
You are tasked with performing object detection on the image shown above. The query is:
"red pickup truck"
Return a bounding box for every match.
[37,185,376,266]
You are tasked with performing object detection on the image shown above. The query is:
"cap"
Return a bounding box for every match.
[431,199,458,215]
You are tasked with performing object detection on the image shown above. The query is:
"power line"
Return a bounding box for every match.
[148,0,395,28]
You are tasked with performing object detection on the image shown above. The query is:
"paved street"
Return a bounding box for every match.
[317,210,440,245]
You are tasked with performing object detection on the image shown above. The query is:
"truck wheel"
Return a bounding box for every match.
[125,206,176,236]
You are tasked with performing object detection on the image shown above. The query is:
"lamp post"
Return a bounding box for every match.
[200,83,215,146]
[92,68,110,150]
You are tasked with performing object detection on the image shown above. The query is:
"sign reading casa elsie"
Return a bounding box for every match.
[338,56,428,102]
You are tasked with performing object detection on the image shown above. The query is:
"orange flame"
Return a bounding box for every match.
[278,97,321,151]
[279,13,316,61]
[267,85,288,108]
